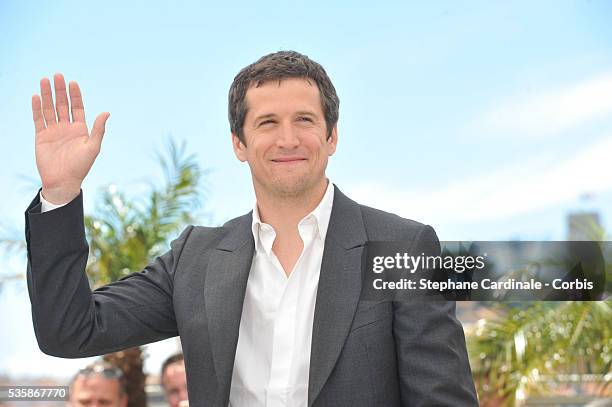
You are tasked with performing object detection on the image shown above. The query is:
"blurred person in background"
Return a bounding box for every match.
[161,353,188,407]
[67,362,128,407]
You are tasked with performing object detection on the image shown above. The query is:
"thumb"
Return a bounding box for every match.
[91,112,110,148]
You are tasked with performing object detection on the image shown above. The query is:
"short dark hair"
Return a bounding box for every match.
[160,352,184,385]
[228,50,340,145]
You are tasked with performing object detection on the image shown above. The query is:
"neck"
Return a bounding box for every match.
[255,178,329,233]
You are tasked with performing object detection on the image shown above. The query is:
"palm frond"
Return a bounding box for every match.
[469,301,612,405]
[84,137,205,285]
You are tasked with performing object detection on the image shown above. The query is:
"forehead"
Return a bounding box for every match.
[163,362,186,382]
[72,375,120,399]
[244,77,323,119]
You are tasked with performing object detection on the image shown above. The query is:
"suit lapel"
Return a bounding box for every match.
[203,213,254,403]
[308,186,367,406]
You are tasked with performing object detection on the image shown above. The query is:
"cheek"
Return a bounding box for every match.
[309,140,330,157]
[249,138,273,157]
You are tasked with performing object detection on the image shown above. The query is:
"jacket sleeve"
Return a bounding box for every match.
[25,188,193,358]
[393,225,479,406]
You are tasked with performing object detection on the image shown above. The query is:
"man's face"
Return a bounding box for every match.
[232,77,337,198]
[162,361,188,407]
[68,375,127,407]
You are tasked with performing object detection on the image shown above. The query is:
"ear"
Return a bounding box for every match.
[232,132,248,162]
[326,124,338,156]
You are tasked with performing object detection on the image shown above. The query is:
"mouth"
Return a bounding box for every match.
[271,157,307,164]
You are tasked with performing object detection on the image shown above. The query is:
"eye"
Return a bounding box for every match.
[298,116,313,122]
[260,119,275,126]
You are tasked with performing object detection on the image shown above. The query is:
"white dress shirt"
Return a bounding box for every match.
[229,180,334,407]
[39,181,335,407]
[39,192,68,212]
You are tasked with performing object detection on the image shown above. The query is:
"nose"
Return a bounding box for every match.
[275,122,300,149]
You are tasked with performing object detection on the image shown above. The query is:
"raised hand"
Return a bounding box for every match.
[33,73,110,204]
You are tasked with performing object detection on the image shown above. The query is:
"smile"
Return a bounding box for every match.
[271,157,307,164]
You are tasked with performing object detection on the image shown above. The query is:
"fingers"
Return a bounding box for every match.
[37,74,105,141]
[69,80,86,124]
[40,77,57,126]
[53,73,70,122]
[32,95,45,133]
[90,112,110,149]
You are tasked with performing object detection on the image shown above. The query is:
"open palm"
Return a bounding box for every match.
[32,73,109,203]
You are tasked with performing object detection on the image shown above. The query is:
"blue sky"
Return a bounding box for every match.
[1,0,611,380]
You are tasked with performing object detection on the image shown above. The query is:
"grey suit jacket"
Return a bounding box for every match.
[25,184,478,406]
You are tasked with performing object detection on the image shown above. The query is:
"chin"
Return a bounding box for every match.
[269,178,312,198]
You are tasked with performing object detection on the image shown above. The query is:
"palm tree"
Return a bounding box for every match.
[469,301,611,406]
[87,138,205,407]
[1,138,206,407]
[468,226,612,406]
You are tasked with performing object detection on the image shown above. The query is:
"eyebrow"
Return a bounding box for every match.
[255,110,316,120]
[254,111,317,122]
[254,113,276,122]
[295,110,317,117]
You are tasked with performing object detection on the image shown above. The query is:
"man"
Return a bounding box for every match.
[68,363,128,407]
[161,353,189,407]
[26,50,478,406]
